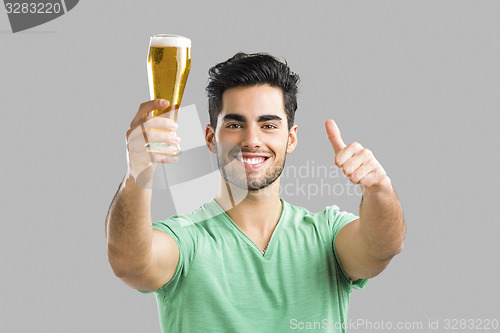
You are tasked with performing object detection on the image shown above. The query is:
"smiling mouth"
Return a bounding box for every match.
[235,156,268,165]
[232,154,271,169]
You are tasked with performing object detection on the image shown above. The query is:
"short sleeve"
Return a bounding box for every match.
[138,216,198,295]
[326,205,369,291]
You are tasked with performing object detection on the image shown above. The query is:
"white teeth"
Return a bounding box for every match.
[237,157,266,165]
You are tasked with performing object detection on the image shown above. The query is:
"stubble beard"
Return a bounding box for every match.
[216,142,288,191]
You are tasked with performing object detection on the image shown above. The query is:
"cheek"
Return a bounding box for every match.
[269,139,289,156]
[214,133,243,156]
[215,130,238,142]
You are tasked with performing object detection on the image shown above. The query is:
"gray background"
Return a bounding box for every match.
[1,0,499,332]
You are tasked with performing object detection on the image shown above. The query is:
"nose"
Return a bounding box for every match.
[241,124,262,150]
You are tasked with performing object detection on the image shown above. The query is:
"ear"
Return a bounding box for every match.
[286,124,298,154]
[205,124,217,153]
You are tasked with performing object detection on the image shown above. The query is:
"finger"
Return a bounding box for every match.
[349,160,377,184]
[127,116,178,141]
[335,141,363,167]
[340,148,373,176]
[128,127,180,151]
[127,132,180,153]
[325,119,346,155]
[143,130,180,144]
[357,167,387,188]
[130,99,170,128]
[142,116,178,132]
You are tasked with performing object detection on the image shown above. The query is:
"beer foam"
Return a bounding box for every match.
[150,35,191,48]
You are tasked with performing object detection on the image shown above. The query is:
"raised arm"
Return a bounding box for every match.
[325,119,406,281]
[106,99,181,291]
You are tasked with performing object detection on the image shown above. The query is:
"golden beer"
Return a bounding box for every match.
[146,34,191,155]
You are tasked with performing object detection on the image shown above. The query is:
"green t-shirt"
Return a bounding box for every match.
[140,199,368,332]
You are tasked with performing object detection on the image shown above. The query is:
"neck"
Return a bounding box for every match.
[215,176,282,235]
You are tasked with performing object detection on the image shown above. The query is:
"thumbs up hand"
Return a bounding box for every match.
[325,119,391,192]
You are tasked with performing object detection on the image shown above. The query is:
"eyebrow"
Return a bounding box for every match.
[258,115,282,122]
[222,113,283,123]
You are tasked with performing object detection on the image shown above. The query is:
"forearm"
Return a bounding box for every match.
[359,178,406,260]
[106,172,155,277]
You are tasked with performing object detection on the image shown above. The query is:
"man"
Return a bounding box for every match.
[106,53,406,332]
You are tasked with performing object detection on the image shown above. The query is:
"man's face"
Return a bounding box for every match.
[206,84,297,191]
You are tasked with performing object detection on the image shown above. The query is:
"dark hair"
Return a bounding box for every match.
[206,52,300,130]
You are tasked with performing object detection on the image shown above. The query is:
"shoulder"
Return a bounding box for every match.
[281,200,330,232]
[282,200,353,223]
[152,200,227,236]
[282,199,318,217]
[282,200,358,234]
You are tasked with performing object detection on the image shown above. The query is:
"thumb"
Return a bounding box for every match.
[325,119,346,154]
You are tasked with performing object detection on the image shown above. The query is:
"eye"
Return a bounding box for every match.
[262,124,278,129]
[226,123,242,129]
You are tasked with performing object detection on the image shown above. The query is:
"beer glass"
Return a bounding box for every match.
[146,34,192,155]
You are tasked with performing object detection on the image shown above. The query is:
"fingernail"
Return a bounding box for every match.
[174,136,181,143]
[161,99,169,106]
